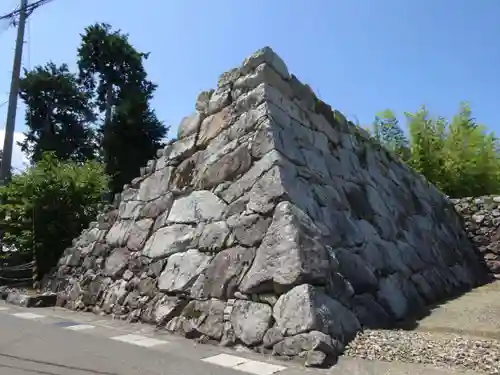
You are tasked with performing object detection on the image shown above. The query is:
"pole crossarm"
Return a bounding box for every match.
[0,0,53,22]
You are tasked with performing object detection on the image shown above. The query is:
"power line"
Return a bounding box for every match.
[0,0,53,23]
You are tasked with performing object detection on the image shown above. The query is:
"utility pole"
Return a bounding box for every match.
[0,0,28,186]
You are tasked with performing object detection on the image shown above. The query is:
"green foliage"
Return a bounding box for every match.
[368,102,500,198]
[18,63,96,164]
[77,23,168,195]
[102,97,167,194]
[372,109,410,161]
[2,22,169,276]
[405,106,447,185]
[0,153,109,279]
[77,23,151,113]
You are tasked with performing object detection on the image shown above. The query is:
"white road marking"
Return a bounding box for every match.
[234,360,287,375]
[0,307,9,311]
[202,354,250,367]
[201,354,286,375]
[12,312,45,320]
[65,324,96,331]
[111,334,167,348]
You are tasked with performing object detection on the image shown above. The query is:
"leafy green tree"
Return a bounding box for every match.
[0,153,109,279]
[77,23,167,195]
[440,102,500,197]
[405,106,447,187]
[372,109,410,160]
[102,96,167,194]
[370,103,500,198]
[77,23,150,126]
[18,63,96,164]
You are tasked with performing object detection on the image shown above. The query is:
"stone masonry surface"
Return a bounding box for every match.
[453,196,500,278]
[43,46,488,367]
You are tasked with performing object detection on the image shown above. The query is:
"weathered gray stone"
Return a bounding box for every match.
[198,221,230,252]
[207,87,231,115]
[335,250,378,293]
[218,68,240,88]
[195,90,213,113]
[105,220,133,247]
[6,292,57,308]
[191,246,255,300]
[197,106,233,147]
[230,300,272,346]
[104,248,131,277]
[272,331,340,363]
[219,149,281,204]
[142,224,196,259]
[351,293,391,328]
[167,191,227,224]
[240,46,290,80]
[137,277,157,296]
[453,196,500,277]
[196,145,252,189]
[155,296,189,327]
[101,280,128,313]
[262,327,284,348]
[177,112,202,139]
[147,258,167,278]
[121,187,138,202]
[118,201,144,220]
[377,274,409,319]
[229,214,271,247]
[140,193,174,219]
[179,299,225,340]
[305,350,329,367]
[235,63,291,97]
[246,166,286,214]
[127,219,154,251]
[273,284,360,342]
[137,168,175,201]
[164,135,197,161]
[239,202,331,294]
[158,250,212,293]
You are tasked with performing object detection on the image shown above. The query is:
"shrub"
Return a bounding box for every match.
[0,152,109,279]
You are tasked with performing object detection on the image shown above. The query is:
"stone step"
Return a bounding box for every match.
[3,288,57,308]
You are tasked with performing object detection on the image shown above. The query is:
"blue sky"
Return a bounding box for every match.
[0,0,499,169]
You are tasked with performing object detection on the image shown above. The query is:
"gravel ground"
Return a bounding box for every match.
[344,330,500,375]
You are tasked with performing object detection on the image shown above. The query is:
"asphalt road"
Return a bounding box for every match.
[0,302,483,375]
[0,312,269,375]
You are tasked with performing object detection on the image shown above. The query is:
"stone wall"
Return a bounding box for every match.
[453,196,500,278]
[43,47,487,367]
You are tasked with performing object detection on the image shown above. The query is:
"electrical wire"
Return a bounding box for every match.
[0,0,54,22]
